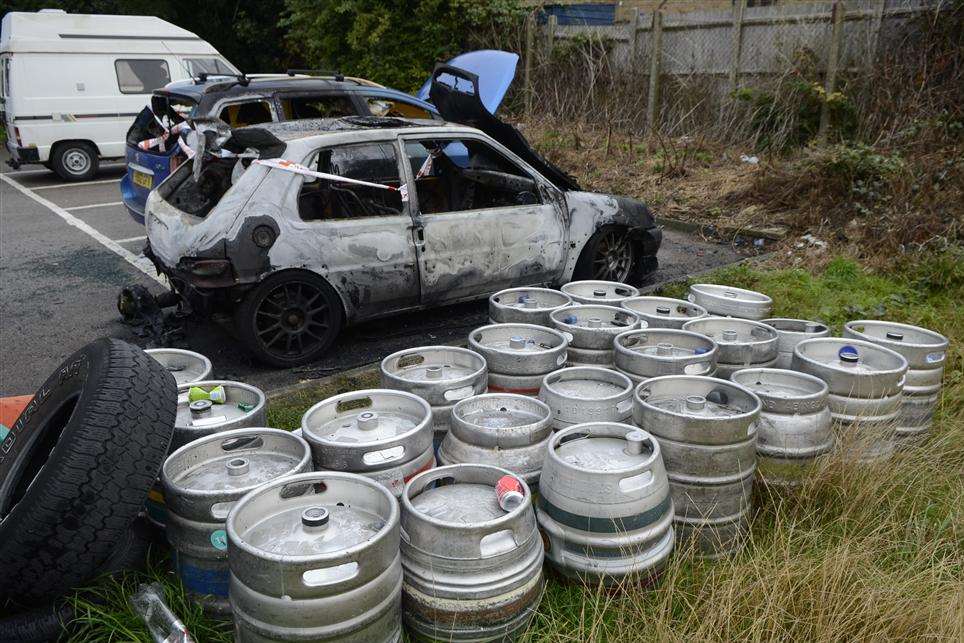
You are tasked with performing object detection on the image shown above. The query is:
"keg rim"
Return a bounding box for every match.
[620,296,708,320]
[633,375,762,421]
[226,471,398,562]
[613,328,718,359]
[468,323,569,355]
[540,366,634,401]
[760,317,830,335]
[489,287,573,312]
[451,392,552,431]
[175,379,266,427]
[682,317,779,345]
[380,345,487,386]
[793,337,909,377]
[145,347,213,378]
[548,304,642,329]
[546,421,661,474]
[730,367,829,404]
[842,320,949,351]
[688,283,773,305]
[300,388,433,448]
[162,426,312,498]
[402,463,532,528]
[561,279,640,298]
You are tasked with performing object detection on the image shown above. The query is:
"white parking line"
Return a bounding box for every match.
[1,163,124,177]
[66,201,124,211]
[32,178,120,190]
[115,235,147,244]
[0,173,165,286]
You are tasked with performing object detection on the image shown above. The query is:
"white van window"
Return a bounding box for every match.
[2,59,9,97]
[115,59,171,94]
[184,58,236,77]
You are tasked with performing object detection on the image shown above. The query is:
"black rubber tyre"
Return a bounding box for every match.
[0,338,176,605]
[573,225,639,284]
[0,517,155,642]
[50,142,99,182]
[235,270,343,368]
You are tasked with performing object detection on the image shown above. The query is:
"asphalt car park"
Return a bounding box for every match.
[0,156,752,397]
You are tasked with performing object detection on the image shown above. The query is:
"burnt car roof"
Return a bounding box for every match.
[238,116,453,141]
[159,76,369,100]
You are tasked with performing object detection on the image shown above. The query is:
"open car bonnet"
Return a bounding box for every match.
[428,64,581,192]
[417,49,518,114]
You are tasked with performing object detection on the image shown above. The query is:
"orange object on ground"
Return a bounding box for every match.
[1,395,33,431]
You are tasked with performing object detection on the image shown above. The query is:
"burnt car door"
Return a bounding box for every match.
[400,134,567,304]
[290,139,421,316]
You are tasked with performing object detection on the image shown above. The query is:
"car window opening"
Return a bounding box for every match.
[280,96,356,120]
[218,101,273,128]
[366,97,433,120]
[298,143,403,221]
[404,139,540,215]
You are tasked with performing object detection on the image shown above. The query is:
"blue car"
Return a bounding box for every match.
[121,50,519,223]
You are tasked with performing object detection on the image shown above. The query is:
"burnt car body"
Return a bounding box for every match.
[143,70,661,367]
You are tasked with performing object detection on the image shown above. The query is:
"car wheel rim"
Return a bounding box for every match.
[254,281,330,360]
[593,230,634,282]
[63,149,90,175]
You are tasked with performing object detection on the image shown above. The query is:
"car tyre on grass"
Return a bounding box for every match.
[50,142,99,182]
[235,270,344,368]
[0,338,176,606]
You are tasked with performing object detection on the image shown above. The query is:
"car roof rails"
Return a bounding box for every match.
[286,69,345,82]
[195,73,250,87]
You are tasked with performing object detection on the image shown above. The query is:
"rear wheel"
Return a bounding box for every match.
[236,271,343,368]
[50,142,99,181]
[573,225,638,283]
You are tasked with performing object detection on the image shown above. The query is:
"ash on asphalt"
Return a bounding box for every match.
[0,160,754,396]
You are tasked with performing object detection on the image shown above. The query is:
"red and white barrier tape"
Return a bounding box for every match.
[254,159,408,200]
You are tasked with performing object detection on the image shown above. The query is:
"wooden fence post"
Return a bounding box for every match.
[524,11,534,119]
[729,0,747,92]
[629,7,641,63]
[546,14,557,53]
[646,10,663,130]
[867,0,885,69]
[818,0,844,141]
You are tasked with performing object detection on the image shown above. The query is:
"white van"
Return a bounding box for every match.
[0,9,237,180]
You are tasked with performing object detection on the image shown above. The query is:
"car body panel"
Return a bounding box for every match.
[415,49,518,114]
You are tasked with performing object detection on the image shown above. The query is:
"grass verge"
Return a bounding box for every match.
[66,252,963,642]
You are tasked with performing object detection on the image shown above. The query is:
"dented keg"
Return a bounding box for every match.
[173,380,267,451]
[633,376,760,557]
[688,284,772,320]
[539,367,634,431]
[793,338,908,461]
[228,472,402,643]
[682,317,779,379]
[438,394,553,486]
[489,287,573,326]
[550,305,641,367]
[537,422,675,585]
[843,320,948,445]
[162,428,312,616]
[469,324,568,396]
[613,328,718,384]
[621,296,708,329]
[380,346,487,442]
[301,389,434,497]
[146,348,213,386]
[761,318,830,369]
[561,280,639,306]
[400,464,545,642]
[730,368,832,486]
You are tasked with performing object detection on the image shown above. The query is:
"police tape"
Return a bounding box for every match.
[253,158,409,201]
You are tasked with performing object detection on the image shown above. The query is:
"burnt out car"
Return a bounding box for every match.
[143,69,661,367]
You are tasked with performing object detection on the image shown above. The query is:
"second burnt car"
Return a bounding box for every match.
[141,69,661,367]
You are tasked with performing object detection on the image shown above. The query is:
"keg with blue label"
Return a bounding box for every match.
[161,427,312,616]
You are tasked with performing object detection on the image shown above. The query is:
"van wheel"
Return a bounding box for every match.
[51,142,99,181]
[235,271,343,368]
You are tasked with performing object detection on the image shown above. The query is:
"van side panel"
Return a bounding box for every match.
[8,53,181,161]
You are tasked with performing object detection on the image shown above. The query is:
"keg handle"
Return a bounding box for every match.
[619,470,655,493]
[443,385,476,402]
[361,445,406,466]
[301,562,360,588]
[616,399,633,414]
